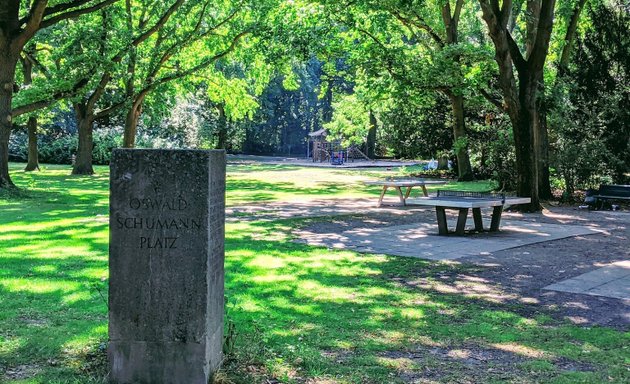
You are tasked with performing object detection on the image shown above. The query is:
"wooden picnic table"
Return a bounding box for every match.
[406,191,531,235]
[364,179,448,207]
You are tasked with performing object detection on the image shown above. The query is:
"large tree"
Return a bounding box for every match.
[70,0,187,175]
[0,0,116,188]
[477,0,557,211]
[68,0,265,174]
[120,1,252,149]
[389,0,476,180]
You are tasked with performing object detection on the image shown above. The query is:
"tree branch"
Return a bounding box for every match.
[22,50,51,79]
[354,27,406,81]
[107,0,184,65]
[87,72,111,112]
[499,0,513,28]
[129,0,184,48]
[148,30,250,92]
[13,78,89,117]
[391,10,444,48]
[528,0,556,72]
[41,0,95,18]
[507,0,524,33]
[480,88,505,111]
[441,2,454,43]
[96,30,249,120]
[39,0,117,29]
[525,0,541,59]
[147,1,214,80]
[16,0,48,49]
[453,0,464,26]
[506,31,527,73]
[558,0,587,74]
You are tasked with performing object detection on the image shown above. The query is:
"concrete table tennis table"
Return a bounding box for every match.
[364,179,448,207]
[407,191,531,235]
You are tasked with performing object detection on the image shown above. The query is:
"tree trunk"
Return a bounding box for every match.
[558,0,587,76]
[525,0,551,199]
[537,87,552,199]
[440,1,473,181]
[322,84,333,124]
[24,116,39,171]
[513,74,541,210]
[21,52,40,172]
[216,103,227,150]
[72,103,95,175]
[123,99,143,148]
[448,93,474,181]
[478,0,555,212]
[0,49,18,188]
[366,110,377,159]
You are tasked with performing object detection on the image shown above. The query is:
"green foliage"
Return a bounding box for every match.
[5,0,628,198]
[379,94,453,159]
[471,117,517,190]
[324,94,370,147]
[92,128,123,165]
[39,134,77,164]
[241,59,326,155]
[11,126,122,165]
[548,1,630,195]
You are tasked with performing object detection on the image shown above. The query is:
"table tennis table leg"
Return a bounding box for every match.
[472,208,484,232]
[455,208,468,235]
[490,206,503,231]
[436,207,448,235]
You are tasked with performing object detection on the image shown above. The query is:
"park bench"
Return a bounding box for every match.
[364,179,447,207]
[591,184,630,209]
[407,190,531,235]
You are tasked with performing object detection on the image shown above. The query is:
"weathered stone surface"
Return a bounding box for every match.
[109,149,225,384]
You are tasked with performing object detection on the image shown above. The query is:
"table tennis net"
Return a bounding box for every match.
[437,190,506,203]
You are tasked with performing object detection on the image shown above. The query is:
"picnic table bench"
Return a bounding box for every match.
[591,184,630,209]
[364,179,448,207]
[407,190,531,235]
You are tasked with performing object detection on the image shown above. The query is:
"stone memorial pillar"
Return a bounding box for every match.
[108,149,225,384]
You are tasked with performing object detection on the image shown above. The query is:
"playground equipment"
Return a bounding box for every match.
[306,129,371,165]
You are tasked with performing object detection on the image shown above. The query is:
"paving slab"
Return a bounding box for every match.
[294,220,603,261]
[544,261,630,300]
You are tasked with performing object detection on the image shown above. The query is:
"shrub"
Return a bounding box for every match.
[39,134,77,164]
[92,127,123,165]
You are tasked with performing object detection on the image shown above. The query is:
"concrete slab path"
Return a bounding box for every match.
[294,220,605,261]
[544,261,630,300]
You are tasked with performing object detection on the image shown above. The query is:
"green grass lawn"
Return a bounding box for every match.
[1,163,628,383]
